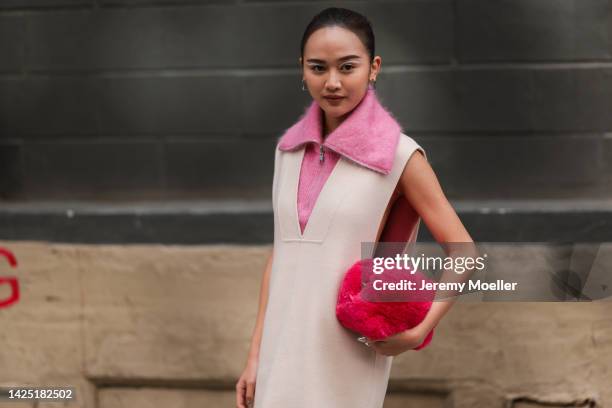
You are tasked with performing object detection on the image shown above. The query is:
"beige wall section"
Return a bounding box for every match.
[0,241,610,408]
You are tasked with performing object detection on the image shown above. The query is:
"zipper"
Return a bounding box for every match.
[319,144,325,163]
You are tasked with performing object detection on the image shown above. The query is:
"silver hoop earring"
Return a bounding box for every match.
[302,79,306,91]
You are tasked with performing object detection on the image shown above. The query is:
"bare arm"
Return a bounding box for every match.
[399,150,475,333]
[246,248,274,362]
[236,248,273,407]
[400,150,472,244]
[359,150,478,356]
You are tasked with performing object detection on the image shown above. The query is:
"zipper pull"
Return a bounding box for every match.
[319,144,325,163]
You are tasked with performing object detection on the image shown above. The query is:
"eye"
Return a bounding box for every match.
[310,65,325,72]
[341,63,355,71]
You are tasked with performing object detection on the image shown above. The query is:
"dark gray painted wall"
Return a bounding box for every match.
[1,0,610,202]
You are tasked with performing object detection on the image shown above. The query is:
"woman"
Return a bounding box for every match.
[236,7,473,408]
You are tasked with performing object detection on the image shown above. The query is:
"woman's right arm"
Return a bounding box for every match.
[247,247,273,362]
[236,248,274,408]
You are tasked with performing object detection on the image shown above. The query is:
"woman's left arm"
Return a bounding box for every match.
[369,150,474,356]
[400,149,474,333]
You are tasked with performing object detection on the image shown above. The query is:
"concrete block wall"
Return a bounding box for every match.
[0,0,610,201]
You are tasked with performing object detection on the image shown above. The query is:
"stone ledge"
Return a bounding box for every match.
[0,199,610,244]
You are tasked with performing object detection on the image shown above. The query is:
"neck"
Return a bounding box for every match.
[323,112,346,139]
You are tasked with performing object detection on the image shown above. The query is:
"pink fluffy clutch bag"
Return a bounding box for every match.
[336,258,436,350]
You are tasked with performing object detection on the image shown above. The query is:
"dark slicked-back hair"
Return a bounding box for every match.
[300,7,375,63]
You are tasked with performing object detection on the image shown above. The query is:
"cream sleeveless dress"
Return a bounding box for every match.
[254,133,426,408]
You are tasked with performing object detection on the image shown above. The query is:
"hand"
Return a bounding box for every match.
[364,324,427,356]
[236,357,258,408]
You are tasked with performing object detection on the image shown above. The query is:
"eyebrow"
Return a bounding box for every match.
[306,55,362,64]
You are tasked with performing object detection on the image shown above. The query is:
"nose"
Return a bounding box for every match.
[325,70,341,90]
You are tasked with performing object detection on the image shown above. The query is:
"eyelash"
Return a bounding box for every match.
[311,64,355,73]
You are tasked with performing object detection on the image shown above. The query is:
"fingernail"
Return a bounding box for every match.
[357,336,367,343]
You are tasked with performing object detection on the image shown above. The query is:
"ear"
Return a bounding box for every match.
[371,56,382,78]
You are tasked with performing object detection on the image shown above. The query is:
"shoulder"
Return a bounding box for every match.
[397,133,431,196]
[393,134,428,180]
[397,133,427,162]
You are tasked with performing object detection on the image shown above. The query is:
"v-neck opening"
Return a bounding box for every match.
[294,145,344,241]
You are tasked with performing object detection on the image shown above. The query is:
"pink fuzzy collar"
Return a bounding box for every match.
[277,88,403,175]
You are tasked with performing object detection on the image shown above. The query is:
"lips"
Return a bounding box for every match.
[324,96,345,100]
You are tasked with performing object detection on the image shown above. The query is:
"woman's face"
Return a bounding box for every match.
[301,26,381,123]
